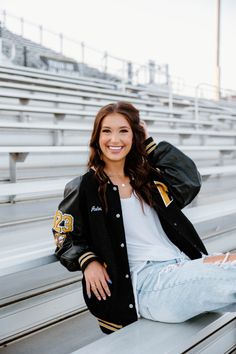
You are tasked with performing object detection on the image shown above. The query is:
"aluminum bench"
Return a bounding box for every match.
[71,313,236,354]
[1,144,235,184]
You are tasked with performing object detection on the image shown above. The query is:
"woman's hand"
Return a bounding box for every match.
[140,120,149,140]
[84,260,112,301]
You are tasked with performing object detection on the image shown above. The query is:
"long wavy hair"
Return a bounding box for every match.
[88,101,154,211]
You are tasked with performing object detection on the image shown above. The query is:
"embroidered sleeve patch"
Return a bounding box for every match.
[54,232,66,248]
[53,210,74,233]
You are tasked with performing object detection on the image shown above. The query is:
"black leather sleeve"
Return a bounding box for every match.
[144,137,202,209]
[52,176,98,272]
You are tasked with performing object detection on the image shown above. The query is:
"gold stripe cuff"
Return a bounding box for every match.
[79,252,96,268]
[98,322,118,332]
[146,144,156,154]
[79,251,95,262]
[145,141,156,151]
[97,317,123,329]
[80,254,97,268]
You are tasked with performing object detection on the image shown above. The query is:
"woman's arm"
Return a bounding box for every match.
[140,121,201,209]
[52,177,111,300]
[52,176,98,271]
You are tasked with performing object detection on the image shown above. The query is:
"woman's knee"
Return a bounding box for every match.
[151,310,192,323]
[142,304,193,323]
[203,253,236,265]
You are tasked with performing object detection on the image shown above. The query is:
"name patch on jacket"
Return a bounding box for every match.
[91,205,102,212]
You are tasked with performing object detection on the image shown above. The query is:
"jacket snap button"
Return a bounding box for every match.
[120,243,125,248]
[129,304,134,309]
[173,222,177,226]
[113,186,117,191]
[125,274,129,278]
[116,213,120,218]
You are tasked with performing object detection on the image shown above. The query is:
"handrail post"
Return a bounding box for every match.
[39,25,43,45]
[59,33,63,54]
[80,42,85,76]
[194,83,200,125]
[20,17,24,37]
[121,60,126,92]
[104,51,108,75]
[168,78,173,117]
[127,61,133,85]
[3,10,6,26]
[148,60,155,84]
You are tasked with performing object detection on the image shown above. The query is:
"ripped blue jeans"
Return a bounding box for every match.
[136,255,236,323]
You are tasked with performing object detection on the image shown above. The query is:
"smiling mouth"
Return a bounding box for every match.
[108,146,124,151]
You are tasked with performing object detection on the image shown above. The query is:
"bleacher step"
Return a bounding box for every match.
[0,311,104,354]
[71,313,236,354]
[0,261,82,306]
[0,281,85,345]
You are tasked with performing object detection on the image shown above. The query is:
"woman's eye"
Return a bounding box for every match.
[120,129,129,133]
[101,129,110,133]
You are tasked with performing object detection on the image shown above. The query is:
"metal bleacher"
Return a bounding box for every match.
[0,64,236,353]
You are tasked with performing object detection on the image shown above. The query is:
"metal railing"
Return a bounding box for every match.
[1,8,236,106]
[0,9,170,87]
[194,83,236,121]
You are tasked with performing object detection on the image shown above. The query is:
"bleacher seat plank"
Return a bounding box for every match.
[1,120,236,138]
[2,78,234,124]
[0,310,103,352]
[0,146,89,153]
[0,262,81,306]
[71,313,236,354]
[0,282,86,345]
[0,71,138,98]
[0,65,118,90]
[0,91,201,120]
[200,165,236,177]
[1,145,236,154]
[0,171,219,197]
[1,198,236,276]
[0,178,70,196]
[0,121,92,131]
[1,165,236,198]
[0,102,190,118]
[0,81,166,109]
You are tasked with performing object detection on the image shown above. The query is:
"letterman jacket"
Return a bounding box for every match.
[52,138,208,334]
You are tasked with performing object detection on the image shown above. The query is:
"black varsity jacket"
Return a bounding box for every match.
[52,138,208,334]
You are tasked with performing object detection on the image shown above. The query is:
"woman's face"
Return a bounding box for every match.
[99,112,133,165]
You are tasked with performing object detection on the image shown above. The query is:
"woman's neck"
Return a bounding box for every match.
[104,161,126,177]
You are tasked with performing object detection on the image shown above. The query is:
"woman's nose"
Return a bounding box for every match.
[110,133,119,143]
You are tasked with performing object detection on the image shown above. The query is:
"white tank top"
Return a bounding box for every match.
[120,193,188,318]
[120,192,183,266]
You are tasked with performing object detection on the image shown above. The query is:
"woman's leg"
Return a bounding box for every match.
[203,253,236,264]
[137,254,236,323]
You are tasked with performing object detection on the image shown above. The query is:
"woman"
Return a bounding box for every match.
[53,101,236,334]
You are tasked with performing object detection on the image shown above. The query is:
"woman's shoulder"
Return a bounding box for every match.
[65,169,96,192]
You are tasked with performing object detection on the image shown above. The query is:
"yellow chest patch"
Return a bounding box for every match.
[154,181,173,207]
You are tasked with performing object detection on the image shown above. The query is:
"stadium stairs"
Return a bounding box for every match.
[0,64,236,353]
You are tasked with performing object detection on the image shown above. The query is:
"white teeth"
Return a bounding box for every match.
[109,146,123,150]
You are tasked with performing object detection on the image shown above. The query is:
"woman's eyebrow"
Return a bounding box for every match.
[101,125,130,129]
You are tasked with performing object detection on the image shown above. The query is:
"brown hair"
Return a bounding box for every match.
[88,101,154,211]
